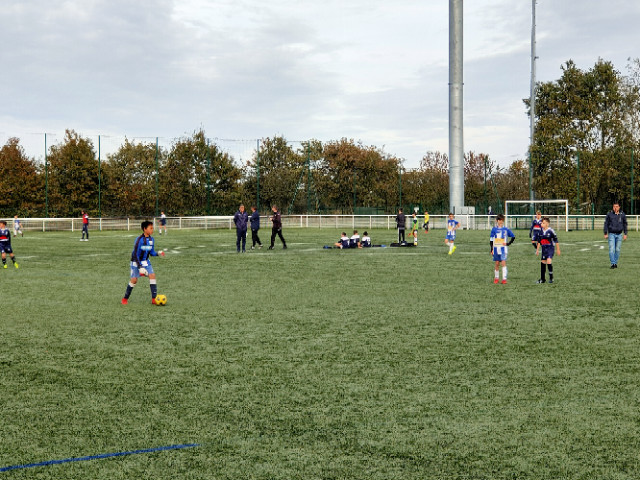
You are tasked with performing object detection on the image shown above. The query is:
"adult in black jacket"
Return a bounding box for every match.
[268,205,287,250]
[603,202,627,268]
[395,208,406,243]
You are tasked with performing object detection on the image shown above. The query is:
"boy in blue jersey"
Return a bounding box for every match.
[334,232,350,249]
[445,213,459,255]
[0,221,19,269]
[121,220,165,305]
[349,230,361,248]
[361,231,371,247]
[490,214,515,284]
[529,210,543,250]
[536,217,561,284]
[13,215,23,237]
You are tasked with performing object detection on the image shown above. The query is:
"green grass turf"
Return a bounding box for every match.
[1,227,640,479]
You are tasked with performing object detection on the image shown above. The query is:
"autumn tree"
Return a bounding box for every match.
[47,129,98,216]
[0,138,44,216]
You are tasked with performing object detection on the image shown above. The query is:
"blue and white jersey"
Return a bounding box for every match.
[349,234,360,248]
[130,235,159,265]
[538,227,558,248]
[490,226,515,255]
[338,235,350,248]
[446,219,459,239]
[160,213,167,226]
[361,235,371,247]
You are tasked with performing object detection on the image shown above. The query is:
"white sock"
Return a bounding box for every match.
[502,266,507,280]
[494,270,499,279]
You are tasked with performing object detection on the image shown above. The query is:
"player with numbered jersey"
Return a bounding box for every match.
[536,217,561,284]
[490,214,515,284]
[334,232,350,249]
[529,211,543,251]
[445,213,460,255]
[0,221,19,269]
[361,231,372,248]
[122,220,165,305]
[349,230,361,248]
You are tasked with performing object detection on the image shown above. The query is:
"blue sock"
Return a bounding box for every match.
[150,280,157,298]
[124,282,134,299]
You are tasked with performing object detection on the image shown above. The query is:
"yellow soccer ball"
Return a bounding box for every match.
[155,294,167,306]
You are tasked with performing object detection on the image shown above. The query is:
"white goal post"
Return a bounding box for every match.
[504,199,569,232]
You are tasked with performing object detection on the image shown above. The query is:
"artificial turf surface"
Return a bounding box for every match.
[1,227,639,479]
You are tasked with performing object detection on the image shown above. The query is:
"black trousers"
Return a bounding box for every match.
[251,228,262,247]
[270,228,286,247]
[398,228,405,243]
[236,229,247,251]
[82,224,89,239]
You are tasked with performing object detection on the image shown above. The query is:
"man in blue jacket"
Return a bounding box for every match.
[604,201,627,269]
[233,204,249,253]
[249,206,263,249]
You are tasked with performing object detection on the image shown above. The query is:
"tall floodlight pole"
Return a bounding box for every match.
[449,0,464,214]
[529,0,537,213]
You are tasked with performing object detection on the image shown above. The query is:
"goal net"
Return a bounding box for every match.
[504,199,569,232]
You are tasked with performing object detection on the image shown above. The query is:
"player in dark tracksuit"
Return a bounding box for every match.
[0,221,18,269]
[233,204,249,253]
[268,205,287,249]
[249,206,262,249]
[122,220,165,305]
[395,209,406,243]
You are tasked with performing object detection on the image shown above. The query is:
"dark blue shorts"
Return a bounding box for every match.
[0,243,13,254]
[540,246,554,261]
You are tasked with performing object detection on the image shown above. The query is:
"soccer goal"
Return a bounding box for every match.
[504,199,569,232]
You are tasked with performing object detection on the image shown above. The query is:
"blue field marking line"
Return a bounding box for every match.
[0,443,200,473]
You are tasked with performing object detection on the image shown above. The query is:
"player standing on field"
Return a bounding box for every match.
[249,206,262,249]
[80,210,89,241]
[490,214,515,284]
[121,221,165,305]
[423,211,430,234]
[409,212,419,245]
[159,211,167,235]
[233,204,249,253]
[529,210,543,251]
[536,217,560,284]
[0,221,19,269]
[13,215,23,237]
[445,213,460,255]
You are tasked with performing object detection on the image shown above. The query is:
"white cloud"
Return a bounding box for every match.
[1,0,639,169]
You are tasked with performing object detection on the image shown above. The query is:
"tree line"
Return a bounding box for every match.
[1,58,639,218]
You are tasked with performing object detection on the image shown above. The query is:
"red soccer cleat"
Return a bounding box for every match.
[493,278,499,284]
[501,280,507,284]
[151,297,157,305]
[121,298,128,305]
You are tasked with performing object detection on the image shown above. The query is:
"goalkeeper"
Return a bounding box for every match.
[121,220,165,305]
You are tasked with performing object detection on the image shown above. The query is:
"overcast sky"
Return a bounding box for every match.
[1,0,639,168]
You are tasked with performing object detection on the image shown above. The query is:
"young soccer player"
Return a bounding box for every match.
[159,211,168,235]
[80,210,89,241]
[334,232,350,249]
[249,206,262,249]
[445,213,460,255]
[121,221,165,305]
[0,221,19,269]
[13,215,23,237]
[349,230,361,248]
[361,231,372,248]
[529,210,543,251]
[409,212,419,245]
[423,211,430,234]
[536,217,561,284]
[490,214,515,284]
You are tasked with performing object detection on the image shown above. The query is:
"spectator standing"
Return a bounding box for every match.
[268,205,287,250]
[233,204,249,253]
[603,202,627,269]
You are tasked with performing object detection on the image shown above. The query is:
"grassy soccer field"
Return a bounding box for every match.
[1,227,639,479]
